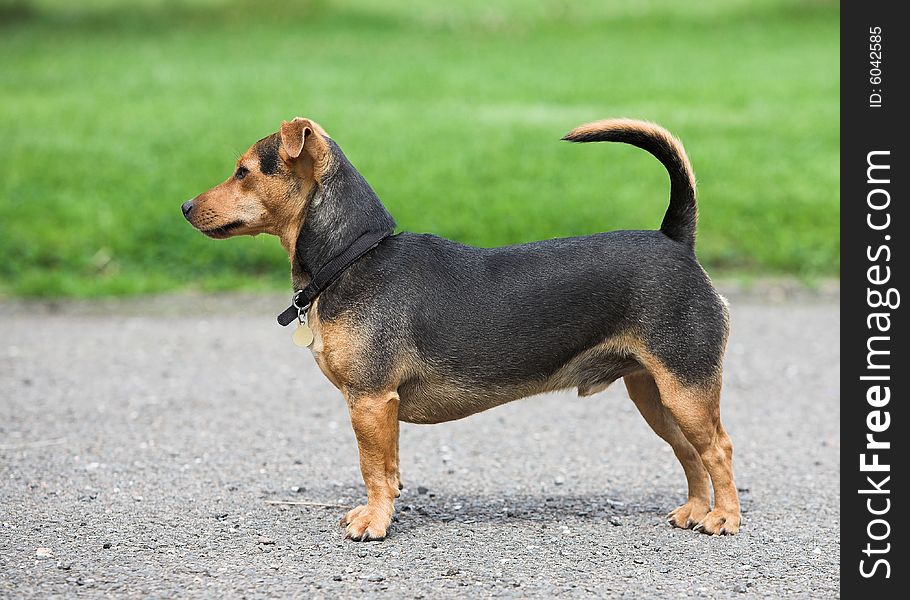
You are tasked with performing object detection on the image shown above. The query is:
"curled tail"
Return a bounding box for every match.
[562,118,698,248]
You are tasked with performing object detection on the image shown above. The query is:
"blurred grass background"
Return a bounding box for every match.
[0,0,838,297]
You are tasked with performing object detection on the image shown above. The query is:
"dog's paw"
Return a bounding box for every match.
[388,475,402,498]
[693,508,741,535]
[340,504,369,527]
[667,500,710,530]
[341,504,392,542]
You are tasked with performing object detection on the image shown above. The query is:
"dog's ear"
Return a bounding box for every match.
[279,117,312,159]
[280,117,331,179]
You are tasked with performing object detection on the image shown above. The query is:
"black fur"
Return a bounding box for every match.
[300,136,727,403]
[324,231,725,390]
[256,134,282,176]
[293,139,397,287]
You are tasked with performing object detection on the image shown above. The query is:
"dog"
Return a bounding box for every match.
[182,117,740,541]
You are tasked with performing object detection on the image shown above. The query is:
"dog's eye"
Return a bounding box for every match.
[235,166,249,181]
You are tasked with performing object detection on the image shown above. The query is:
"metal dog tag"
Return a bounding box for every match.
[293,322,314,347]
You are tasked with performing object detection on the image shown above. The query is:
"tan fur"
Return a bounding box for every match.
[279,117,333,182]
[394,331,643,424]
[185,118,331,262]
[552,331,643,396]
[624,372,711,529]
[341,389,401,541]
[310,313,363,391]
[634,350,740,534]
[564,118,696,194]
[304,299,343,390]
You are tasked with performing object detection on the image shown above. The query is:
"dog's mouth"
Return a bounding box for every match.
[201,220,245,239]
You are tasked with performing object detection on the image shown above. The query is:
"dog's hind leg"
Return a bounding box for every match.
[623,371,711,529]
[647,370,741,535]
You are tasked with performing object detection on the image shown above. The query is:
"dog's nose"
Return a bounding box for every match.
[181,200,194,219]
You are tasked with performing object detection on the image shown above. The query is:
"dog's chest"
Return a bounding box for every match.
[303,302,344,390]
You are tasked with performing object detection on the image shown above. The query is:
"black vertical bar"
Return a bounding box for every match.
[841,0,906,596]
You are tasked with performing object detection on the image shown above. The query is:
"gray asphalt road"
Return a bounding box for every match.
[1,291,839,598]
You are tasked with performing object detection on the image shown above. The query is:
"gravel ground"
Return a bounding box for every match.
[0,290,839,598]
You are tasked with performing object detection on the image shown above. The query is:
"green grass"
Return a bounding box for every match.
[0,0,839,297]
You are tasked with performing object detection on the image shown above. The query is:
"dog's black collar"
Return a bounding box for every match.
[277,228,393,327]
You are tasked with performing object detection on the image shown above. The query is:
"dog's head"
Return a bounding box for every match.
[182,117,332,242]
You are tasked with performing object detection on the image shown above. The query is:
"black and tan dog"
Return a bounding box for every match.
[182,117,740,541]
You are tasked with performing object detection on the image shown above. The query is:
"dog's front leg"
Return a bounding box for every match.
[341,389,400,541]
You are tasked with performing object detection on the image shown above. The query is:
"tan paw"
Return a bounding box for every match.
[342,504,392,542]
[340,504,370,527]
[667,500,710,529]
[694,508,741,535]
[388,474,402,498]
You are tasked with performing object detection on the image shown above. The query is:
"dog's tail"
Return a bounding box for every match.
[562,119,697,249]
